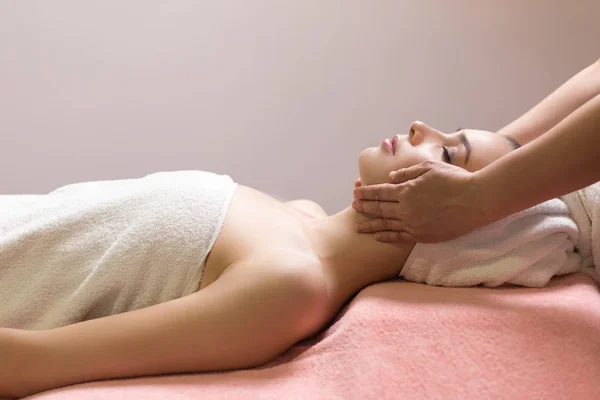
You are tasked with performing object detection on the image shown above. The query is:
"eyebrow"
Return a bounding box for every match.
[459,132,471,164]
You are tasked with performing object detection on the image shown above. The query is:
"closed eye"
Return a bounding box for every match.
[442,146,451,163]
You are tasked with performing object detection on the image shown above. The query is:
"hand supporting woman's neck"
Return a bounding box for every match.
[305,206,415,304]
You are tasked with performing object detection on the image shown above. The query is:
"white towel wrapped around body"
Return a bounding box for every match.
[400,198,583,288]
[0,171,237,330]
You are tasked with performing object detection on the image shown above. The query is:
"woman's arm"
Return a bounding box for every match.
[11,262,326,397]
[479,92,600,224]
[497,57,600,145]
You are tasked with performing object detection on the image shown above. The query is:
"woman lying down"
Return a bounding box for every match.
[0,121,587,397]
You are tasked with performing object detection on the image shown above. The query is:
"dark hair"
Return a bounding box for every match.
[502,135,521,150]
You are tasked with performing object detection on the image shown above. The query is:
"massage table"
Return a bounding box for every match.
[27,273,600,399]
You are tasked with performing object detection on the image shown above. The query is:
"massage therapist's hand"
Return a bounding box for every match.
[352,160,489,243]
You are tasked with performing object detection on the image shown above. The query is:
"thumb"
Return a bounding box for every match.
[389,163,430,184]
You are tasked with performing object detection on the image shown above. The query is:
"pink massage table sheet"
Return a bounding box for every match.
[28,273,600,400]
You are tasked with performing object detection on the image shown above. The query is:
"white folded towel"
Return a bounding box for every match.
[561,182,600,285]
[0,171,237,330]
[400,198,582,288]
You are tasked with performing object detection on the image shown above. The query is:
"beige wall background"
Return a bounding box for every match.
[1,1,599,213]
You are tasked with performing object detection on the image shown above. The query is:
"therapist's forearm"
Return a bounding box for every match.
[497,57,600,145]
[476,93,600,222]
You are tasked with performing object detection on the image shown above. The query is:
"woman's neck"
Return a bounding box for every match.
[305,207,415,299]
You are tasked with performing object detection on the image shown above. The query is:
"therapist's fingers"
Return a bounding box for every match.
[374,231,417,243]
[353,183,403,202]
[354,177,362,188]
[389,163,431,184]
[352,199,403,219]
[355,217,406,233]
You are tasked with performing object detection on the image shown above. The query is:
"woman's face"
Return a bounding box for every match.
[359,121,516,186]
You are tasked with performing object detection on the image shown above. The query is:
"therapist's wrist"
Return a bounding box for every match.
[468,169,507,228]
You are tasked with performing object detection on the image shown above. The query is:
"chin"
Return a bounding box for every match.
[358,147,382,186]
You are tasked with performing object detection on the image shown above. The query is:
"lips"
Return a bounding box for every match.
[381,135,399,155]
[382,138,393,154]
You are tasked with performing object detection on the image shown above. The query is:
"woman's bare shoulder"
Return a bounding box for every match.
[213,255,330,328]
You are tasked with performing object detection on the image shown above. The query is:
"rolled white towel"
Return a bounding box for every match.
[400,198,581,288]
[561,182,600,284]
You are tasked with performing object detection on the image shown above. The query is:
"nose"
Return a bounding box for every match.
[408,121,444,146]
